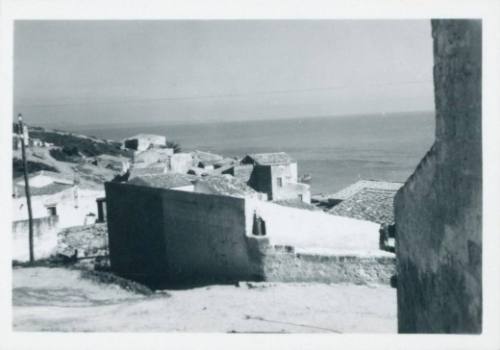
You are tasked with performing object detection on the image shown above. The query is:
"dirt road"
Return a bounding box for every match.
[13,267,396,333]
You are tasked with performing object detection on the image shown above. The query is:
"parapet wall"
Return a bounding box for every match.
[12,215,59,261]
[394,20,482,333]
[260,244,395,284]
[246,199,381,252]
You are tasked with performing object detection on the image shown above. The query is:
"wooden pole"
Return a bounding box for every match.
[18,114,34,263]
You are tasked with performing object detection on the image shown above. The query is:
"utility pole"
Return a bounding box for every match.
[18,113,34,263]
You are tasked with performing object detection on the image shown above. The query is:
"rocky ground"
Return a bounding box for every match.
[12,267,396,333]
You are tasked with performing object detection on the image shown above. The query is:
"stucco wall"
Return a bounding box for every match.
[247,164,305,201]
[105,182,259,287]
[394,20,482,333]
[270,164,301,201]
[246,199,382,253]
[279,182,311,203]
[12,187,104,229]
[169,153,193,174]
[12,215,59,261]
[133,148,173,168]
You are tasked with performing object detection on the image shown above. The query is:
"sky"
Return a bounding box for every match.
[14,20,434,127]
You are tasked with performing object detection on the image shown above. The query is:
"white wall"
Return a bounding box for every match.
[12,187,104,229]
[133,148,174,168]
[12,216,59,261]
[169,153,193,173]
[245,199,381,252]
[289,162,298,183]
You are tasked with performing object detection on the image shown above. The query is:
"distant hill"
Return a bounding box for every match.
[12,125,132,188]
[26,125,132,160]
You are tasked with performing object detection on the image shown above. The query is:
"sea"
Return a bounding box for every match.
[75,111,435,195]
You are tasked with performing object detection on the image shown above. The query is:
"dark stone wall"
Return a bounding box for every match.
[105,182,259,288]
[394,20,482,333]
[106,183,168,286]
[160,188,255,285]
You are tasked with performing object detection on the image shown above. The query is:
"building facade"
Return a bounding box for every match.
[123,134,167,152]
[12,171,105,261]
[241,153,310,203]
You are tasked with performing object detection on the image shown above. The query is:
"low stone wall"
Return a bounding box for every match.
[56,223,109,258]
[12,215,59,261]
[261,245,395,284]
[245,237,395,285]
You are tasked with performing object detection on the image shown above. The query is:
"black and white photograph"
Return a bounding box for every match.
[1,1,499,349]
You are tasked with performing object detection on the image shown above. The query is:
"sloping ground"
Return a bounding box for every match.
[13,267,396,333]
[13,143,128,190]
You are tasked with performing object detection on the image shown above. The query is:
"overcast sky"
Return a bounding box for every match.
[14,20,434,127]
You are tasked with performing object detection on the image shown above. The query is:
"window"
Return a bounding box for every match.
[298,194,303,201]
[277,177,283,187]
[47,205,57,216]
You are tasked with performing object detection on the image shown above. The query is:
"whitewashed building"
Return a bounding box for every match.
[12,171,104,261]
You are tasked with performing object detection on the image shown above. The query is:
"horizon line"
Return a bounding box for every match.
[27,109,435,131]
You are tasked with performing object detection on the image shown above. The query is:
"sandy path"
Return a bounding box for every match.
[13,267,396,333]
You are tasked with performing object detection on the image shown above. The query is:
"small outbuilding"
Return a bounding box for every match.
[123,134,166,152]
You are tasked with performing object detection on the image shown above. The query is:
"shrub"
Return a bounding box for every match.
[49,148,80,163]
[13,158,59,178]
[166,141,182,153]
[29,129,131,158]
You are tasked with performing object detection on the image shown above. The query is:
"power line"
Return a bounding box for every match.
[15,79,432,109]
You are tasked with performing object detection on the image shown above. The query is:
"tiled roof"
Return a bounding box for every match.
[124,134,165,141]
[192,150,224,163]
[128,173,194,189]
[195,175,257,197]
[134,148,173,159]
[197,159,220,167]
[14,182,74,197]
[328,188,398,225]
[212,160,239,174]
[273,199,321,211]
[329,180,403,201]
[128,166,166,178]
[242,152,293,166]
[187,167,210,176]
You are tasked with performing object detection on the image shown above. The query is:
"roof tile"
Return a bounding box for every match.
[243,152,293,166]
[328,188,398,224]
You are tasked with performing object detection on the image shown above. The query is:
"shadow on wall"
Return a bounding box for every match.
[395,19,482,333]
[105,182,267,289]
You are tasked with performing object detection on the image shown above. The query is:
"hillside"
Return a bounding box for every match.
[13,125,132,189]
[27,126,131,159]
